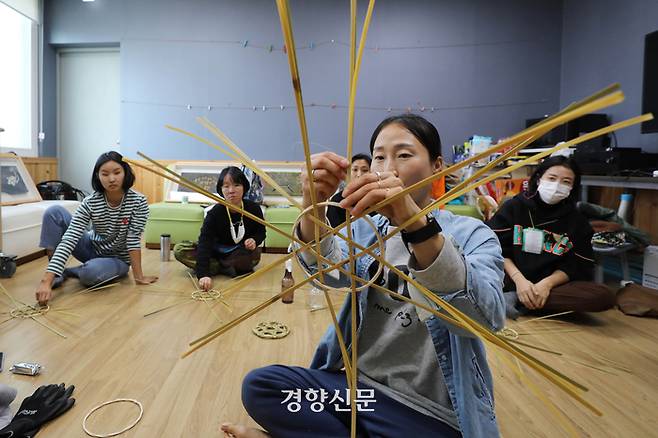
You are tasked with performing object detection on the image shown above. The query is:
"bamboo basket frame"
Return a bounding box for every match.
[126,1,655,436]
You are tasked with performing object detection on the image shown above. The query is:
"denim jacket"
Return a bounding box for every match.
[294,209,505,438]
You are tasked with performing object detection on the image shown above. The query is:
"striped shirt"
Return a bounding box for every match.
[46,189,149,276]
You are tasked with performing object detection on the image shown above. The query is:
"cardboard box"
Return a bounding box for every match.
[643,245,658,289]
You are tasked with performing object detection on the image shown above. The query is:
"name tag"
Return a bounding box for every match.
[522,228,544,254]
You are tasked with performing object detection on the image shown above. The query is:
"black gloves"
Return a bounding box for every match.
[0,383,75,438]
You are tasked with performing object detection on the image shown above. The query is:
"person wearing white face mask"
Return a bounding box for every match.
[486,156,615,319]
[537,179,572,205]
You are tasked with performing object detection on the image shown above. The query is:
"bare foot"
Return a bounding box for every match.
[221,422,271,438]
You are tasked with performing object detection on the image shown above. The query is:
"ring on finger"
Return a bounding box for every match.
[375,171,382,181]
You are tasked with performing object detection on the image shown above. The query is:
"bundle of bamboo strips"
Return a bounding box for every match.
[126,1,655,436]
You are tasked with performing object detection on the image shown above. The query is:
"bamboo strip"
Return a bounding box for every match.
[517,330,581,335]
[215,298,233,314]
[63,275,122,300]
[187,272,199,290]
[346,0,375,164]
[587,352,632,373]
[349,0,356,81]
[344,4,376,434]
[0,293,15,308]
[79,282,120,294]
[503,338,563,356]
[569,359,618,376]
[0,284,21,308]
[274,0,326,292]
[50,309,82,318]
[144,299,196,317]
[202,298,223,324]
[30,315,67,339]
[519,311,575,324]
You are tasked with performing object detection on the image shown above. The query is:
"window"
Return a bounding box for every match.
[0,1,38,155]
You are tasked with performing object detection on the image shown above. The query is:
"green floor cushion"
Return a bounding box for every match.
[264,205,301,250]
[444,204,483,220]
[144,202,205,246]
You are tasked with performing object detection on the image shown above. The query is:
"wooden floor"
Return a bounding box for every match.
[1,249,658,437]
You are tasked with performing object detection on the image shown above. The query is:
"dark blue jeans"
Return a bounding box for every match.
[241,365,462,438]
[39,205,129,286]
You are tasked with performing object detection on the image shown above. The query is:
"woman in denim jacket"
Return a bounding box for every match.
[222,115,505,438]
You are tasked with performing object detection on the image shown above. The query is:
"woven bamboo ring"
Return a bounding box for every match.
[82,398,143,437]
[253,321,290,339]
[191,289,222,301]
[292,201,385,293]
[499,327,519,340]
[10,305,49,318]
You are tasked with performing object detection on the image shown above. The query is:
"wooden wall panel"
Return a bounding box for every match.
[634,190,658,244]
[130,159,176,204]
[21,157,58,185]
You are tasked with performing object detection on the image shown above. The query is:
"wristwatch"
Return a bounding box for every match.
[400,214,442,246]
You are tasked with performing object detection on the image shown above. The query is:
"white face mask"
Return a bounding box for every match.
[537,179,572,204]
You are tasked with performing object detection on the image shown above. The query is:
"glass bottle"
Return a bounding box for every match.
[281,259,295,304]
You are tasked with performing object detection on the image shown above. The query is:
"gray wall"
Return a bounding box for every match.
[42,0,564,161]
[560,0,658,152]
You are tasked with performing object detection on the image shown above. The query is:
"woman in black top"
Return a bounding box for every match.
[486,156,615,318]
[174,167,265,290]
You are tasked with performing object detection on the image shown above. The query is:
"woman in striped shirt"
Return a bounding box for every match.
[35,151,158,305]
